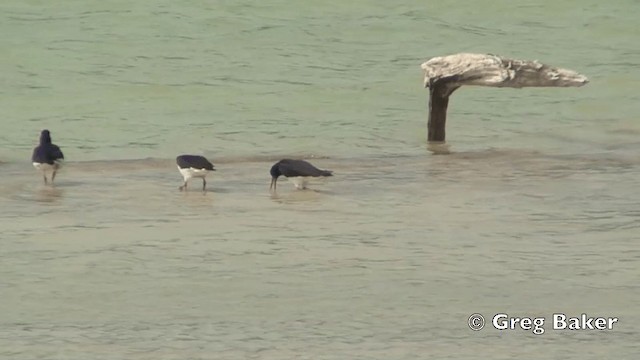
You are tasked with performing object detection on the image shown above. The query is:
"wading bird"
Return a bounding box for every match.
[32,129,64,185]
[176,155,215,192]
[269,159,333,191]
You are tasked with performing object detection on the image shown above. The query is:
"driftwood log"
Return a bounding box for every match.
[421,53,589,142]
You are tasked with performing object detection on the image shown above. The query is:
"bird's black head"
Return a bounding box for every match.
[270,162,282,179]
[40,129,52,145]
[269,162,281,191]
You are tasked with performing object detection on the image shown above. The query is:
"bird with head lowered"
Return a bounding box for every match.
[269,159,333,191]
[176,155,216,192]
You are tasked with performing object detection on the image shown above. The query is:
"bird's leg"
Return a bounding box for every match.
[51,170,57,184]
[43,174,48,185]
[179,180,187,191]
[202,178,207,192]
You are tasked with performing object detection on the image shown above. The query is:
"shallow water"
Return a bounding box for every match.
[1,0,640,359]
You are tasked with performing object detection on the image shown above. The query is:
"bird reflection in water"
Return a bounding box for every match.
[35,186,63,203]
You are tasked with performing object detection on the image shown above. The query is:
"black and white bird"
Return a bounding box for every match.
[32,129,65,185]
[176,155,215,191]
[269,159,333,191]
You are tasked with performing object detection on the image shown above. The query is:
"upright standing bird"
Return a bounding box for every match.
[270,159,333,191]
[32,129,65,185]
[176,155,216,191]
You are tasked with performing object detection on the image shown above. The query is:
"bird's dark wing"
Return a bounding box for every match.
[279,159,332,177]
[31,145,62,163]
[177,155,215,170]
[50,144,64,160]
[31,146,41,163]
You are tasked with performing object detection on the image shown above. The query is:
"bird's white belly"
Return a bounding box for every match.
[179,167,210,180]
[288,176,310,189]
[33,162,62,172]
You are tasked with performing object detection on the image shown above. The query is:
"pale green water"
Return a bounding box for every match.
[1,1,639,359]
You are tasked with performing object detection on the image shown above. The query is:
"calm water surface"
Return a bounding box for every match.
[1,0,639,359]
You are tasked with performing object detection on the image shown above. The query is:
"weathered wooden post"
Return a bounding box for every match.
[421,53,589,142]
